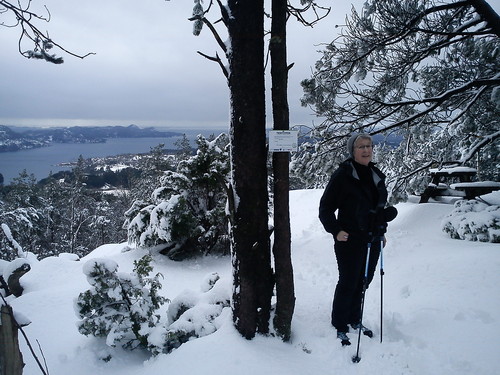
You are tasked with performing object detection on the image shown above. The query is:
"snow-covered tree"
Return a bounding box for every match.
[0,223,25,259]
[299,0,500,200]
[126,134,231,260]
[130,144,174,202]
[174,133,194,161]
[0,205,42,260]
[0,170,46,259]
[0,164,129,260]
[75,255,167,351]
[58,160,101,255]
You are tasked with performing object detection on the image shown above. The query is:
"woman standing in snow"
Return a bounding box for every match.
[319,133,389,346]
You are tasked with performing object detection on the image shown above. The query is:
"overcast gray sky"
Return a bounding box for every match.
[1,0,498,131]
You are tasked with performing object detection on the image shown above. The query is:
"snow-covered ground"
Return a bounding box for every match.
[7,189,500,375]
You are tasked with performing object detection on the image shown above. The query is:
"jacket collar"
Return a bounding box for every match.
[345,159,382,185]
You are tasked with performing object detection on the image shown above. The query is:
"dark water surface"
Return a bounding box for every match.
[0,129,225,184]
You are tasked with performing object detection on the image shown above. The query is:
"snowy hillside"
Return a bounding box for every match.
[8,189,500,375]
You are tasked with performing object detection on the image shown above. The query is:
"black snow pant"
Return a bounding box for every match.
[331,236,381,333]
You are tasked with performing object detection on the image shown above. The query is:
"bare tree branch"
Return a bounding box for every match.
[196,50,229,79]
[1,0,94,63]
[286,0,330,27]
[189,14,227,54]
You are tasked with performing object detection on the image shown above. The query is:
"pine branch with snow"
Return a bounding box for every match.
[1,223,26,258]
[75,255,167,353]
[125,133,231,260]
[147,272,230,355]
[442,192,500,242]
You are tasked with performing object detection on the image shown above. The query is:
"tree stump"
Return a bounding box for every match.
[0,304,24,375]
[7,263,31,297]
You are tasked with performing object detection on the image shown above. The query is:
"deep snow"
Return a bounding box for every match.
[6,189,500,375]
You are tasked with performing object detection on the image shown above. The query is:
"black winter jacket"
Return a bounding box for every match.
[319,159,388,240]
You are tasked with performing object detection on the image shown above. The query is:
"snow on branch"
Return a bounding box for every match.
[189,0,229,79]
[1,223,25,258]
[460,130,500,164]
[0,0,94,63]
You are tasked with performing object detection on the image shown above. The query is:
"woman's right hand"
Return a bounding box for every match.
[336,230,349,242]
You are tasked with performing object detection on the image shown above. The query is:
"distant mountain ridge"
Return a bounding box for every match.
[0,124,182,152]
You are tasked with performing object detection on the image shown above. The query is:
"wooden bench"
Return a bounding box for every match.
[450,181,500,200]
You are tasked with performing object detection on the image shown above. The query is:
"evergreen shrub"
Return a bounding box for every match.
[75,255,167,351]
[442,197,500,243]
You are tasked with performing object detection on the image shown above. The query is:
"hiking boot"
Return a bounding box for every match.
[350,323,373,338]
[337,331,351,346]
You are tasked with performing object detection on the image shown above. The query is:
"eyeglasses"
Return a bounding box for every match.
[355,144,373,150]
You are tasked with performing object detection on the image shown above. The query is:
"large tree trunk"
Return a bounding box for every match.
[227,0,274,339]
[270,0,295,341]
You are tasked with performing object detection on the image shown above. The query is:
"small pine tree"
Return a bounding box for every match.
[75,254,167,351]
[174,134,193,161]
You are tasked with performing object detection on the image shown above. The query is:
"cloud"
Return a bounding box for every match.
[9,0,480,129]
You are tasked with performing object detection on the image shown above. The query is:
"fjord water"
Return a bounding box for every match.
[0,137,181,184]
[1,127,228,184]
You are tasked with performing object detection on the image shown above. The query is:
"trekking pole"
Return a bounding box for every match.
[377,206,398,344]
[352,240,372,363]
[380,236,384,343]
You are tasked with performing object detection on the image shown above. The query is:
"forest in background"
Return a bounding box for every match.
[0,135,191,260]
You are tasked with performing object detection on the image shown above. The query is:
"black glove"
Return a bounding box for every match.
[371,206,398,237]
[383,206,398,222]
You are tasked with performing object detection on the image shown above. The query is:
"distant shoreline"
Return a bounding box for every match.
[0,124,184,153]
[0,129,227,184]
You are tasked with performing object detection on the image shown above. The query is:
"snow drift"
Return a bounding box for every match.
[6,189,500,375]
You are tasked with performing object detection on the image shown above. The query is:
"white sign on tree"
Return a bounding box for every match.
[269,130,298,152]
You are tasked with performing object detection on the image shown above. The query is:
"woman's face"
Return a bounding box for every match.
[353,138,373,166]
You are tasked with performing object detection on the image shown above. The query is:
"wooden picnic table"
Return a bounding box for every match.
[427,166,477,185]
[419,166,491,203]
